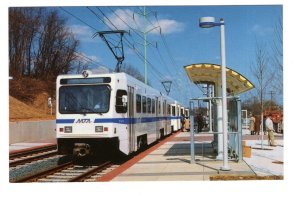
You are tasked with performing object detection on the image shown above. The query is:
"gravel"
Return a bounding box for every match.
[9,155,73,182]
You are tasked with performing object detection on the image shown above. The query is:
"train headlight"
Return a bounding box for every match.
[95,126,103,132]
[82,70,92,78]
[64,126,72,133]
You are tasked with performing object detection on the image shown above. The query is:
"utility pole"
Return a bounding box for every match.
[143,7,147,85]
[135,6,160,85]
[268,90,276,110]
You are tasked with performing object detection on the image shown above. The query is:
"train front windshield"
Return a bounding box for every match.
[59,85,111,114]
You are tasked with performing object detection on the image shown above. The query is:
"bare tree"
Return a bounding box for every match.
[9,8,80,81]
[121,63,147,83]
[272,17,283,95]
[74,60,89,74]
[9,8,43,78]
[33,10,79,80]
[251,42,275,139]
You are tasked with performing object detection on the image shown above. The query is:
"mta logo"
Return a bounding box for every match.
[76,119,91,123]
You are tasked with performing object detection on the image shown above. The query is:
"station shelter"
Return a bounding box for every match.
[184,63,254,162]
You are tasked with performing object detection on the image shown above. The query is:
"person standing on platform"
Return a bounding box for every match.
[263,115,267,135]
[250,113,256,135]
[265,113,275,146]
[197,113,204,132]
[255,115,260,135]
[181,113,186,131]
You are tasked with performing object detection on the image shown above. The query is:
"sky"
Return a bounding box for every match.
[54,5,283,107]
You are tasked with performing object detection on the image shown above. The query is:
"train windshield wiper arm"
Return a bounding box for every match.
[80,106,94,113]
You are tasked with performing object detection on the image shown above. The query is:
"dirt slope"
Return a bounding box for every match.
[9,93,55,122]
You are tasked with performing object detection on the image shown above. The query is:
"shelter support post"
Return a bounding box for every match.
[190,101,195,164]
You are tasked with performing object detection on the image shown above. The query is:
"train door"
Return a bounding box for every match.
[164,100,167,135]
[156,97,160,140]
[177,106,180,131]
[128,86,135,153]
[171,105,176,132]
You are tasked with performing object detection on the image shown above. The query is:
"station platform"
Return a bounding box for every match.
[9,131,283,181]
[108,132,257,181]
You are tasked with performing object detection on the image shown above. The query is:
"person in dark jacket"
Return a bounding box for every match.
[197,113,204,132]
[181,114,185,131]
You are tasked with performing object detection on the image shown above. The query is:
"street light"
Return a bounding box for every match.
[199,17,231,171]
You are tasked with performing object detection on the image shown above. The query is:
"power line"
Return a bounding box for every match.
[63,6,182,94]
[152,11,195,103]
[107,7,144,40]
[106,6,189,99]
[58,7,113,70]
[74,51,109,69]
[85,7,119,43]
[106,7,154,84]
[93,7,166,81]
[60,7,98,31]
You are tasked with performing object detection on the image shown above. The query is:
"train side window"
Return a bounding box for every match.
[172,106,175,116]
[168,104,171,115]
[147,98,151,114]
[158,101,161,114]
[116,90,127,113]
[152,99,155,114]
[185,110,189,117]
[136,94,141,113]
[142,96,146,113]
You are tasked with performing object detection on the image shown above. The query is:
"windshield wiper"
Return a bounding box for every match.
[80,106,94,113]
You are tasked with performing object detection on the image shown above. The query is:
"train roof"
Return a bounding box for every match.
[57,71,178,102]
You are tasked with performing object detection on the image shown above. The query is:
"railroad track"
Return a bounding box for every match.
[13,161,118,182]
[9,144,58,168]
[10,135,169,182]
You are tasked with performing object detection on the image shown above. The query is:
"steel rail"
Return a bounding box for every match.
[68,161,112,182]
[9,150,58,168]
[9,144,57,159]
[12,162,73,183]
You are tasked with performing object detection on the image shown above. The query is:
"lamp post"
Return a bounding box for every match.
[199,17,230,171]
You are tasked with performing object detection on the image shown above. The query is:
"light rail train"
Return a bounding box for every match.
[56,70,187,157]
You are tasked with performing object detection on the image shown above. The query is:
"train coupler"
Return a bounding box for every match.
[73,143,91,157]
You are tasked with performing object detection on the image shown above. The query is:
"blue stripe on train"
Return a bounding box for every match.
[56,116,181,124]
[56,119,75,124]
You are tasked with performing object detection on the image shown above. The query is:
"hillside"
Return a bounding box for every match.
[9,94,55,122]
[9,78,56,122]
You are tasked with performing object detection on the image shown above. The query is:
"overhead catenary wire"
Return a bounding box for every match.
[60,7,98,31]
[150,13,186,102]
[59,7,113,70]
[85,7,119,43]
[107,6,183,94]
[140,8,195,101]
[140,8,187,88]
[107,7,145,41]
[61,7,190,98]
[107,6,163,85]
[92,7,167,82]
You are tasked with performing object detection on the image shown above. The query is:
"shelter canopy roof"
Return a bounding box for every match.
[184,63,254,95]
